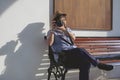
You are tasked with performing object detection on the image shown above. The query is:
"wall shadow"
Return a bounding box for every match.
[0,0,17,16]
[0,22,49,80]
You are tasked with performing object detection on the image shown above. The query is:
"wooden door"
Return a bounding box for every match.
[54,0,112,30]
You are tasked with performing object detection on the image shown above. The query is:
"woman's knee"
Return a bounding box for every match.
[80,62,91,70]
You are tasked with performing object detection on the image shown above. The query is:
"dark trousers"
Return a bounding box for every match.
[60,48,99,80]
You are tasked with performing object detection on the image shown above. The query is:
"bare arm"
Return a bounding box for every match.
[66,31,76,41]
[47,31,54,46]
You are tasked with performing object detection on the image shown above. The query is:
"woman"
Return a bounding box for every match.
[47,11,113,80]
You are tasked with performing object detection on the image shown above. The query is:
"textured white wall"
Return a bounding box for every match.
[0,0,49,80]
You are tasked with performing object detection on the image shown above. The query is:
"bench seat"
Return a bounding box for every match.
[74,37,120,63]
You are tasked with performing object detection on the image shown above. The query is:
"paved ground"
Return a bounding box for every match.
[38,54,120,80]
[39,68,120,80]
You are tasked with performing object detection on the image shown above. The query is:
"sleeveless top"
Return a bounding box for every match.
[47,27,77,61]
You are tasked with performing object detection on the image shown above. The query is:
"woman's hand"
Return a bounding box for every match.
[57,26,76,41]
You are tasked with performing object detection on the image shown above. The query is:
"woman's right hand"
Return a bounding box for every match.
[51,20,57,29]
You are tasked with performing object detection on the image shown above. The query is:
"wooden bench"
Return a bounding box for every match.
[47,37,120,80]
[74,37,120,63]
[74,37,120,80]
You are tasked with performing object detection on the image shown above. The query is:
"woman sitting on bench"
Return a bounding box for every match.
[47,11,113,80]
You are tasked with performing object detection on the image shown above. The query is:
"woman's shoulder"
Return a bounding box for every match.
[47,29,58,35]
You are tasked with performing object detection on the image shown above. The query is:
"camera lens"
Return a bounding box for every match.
[56,20,64,27]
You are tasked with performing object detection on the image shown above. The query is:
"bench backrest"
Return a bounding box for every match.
[74,37,120,63]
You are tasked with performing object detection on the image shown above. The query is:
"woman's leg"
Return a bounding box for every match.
[62,48,113,71]
[79,61,91,80]
[62,48,98,66]
[76,48,99,66]
[61,49,91,80]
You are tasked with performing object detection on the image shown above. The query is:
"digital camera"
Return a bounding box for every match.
[55,20,64,27]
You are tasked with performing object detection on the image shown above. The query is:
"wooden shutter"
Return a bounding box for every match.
[54,0,112,30]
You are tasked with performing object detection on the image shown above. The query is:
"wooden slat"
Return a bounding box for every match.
[75,40,120,43]
[100,60,120,63]
[87,49,120,53]
[76,45,120,48]
[75,37,120,40]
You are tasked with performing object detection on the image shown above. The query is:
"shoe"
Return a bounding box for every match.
[97,63,113,71]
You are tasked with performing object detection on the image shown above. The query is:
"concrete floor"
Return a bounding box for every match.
[39,68,120,80]
[38,55,120,80]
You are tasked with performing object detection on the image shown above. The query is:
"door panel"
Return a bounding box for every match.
[54,0,112,30]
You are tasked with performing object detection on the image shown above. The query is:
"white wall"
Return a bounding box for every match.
[0,0,50,80]
[0,0,120,80]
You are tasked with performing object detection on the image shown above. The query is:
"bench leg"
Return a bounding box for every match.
[48,66,59,80]
[48,67,51,80]
[61,69,67,80]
